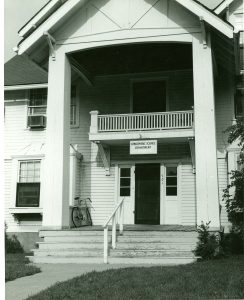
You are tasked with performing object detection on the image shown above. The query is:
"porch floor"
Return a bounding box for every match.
[66,225,196,232]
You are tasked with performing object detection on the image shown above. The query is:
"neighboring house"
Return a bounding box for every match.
[4,0,244,262]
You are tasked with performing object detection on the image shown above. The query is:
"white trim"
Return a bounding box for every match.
[177,163,182,225]
[17,0,87,55]
[9,208,43,215]
[17,0,233,56]
[174,0,234,38]
[214,0,235,15]
[10,157,44,211]
[4,83,48,91]
[18,0,66,38]
[160,163,165,225]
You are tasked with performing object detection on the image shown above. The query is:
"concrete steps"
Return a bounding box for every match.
[28,229,198,265]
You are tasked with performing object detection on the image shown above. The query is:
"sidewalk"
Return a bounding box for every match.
[6,263,148,300]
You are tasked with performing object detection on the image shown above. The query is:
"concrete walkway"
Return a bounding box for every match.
[6,263,150,300]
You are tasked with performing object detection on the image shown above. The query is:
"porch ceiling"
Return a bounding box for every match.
[70,43,193,76]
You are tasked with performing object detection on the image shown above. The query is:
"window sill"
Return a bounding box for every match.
[9,207,43,215]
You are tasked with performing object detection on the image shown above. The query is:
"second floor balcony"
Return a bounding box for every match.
[89,110,194,143]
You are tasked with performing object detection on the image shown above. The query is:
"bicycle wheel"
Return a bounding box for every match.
[72,206,83,228]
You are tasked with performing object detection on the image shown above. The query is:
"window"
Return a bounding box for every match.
[28,89,47,116]
[27,87,79,128]
[70,86,79,127]
[234,89,244,118]
[166,167,177,196]
[240,31,243,72]
[120,168,131,196]
[16,160,41,207]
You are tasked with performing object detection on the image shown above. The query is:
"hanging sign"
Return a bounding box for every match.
[130,140,157,155]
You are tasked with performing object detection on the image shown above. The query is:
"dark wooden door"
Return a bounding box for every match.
[135,164,160,224]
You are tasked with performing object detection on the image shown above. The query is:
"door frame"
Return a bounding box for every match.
[161,163,182,225]
[116,164,135,224]
[115,160,182,225]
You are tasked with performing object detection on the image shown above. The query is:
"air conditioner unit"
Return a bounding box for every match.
[28,115,46,128]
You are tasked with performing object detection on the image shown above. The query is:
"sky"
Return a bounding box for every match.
[4,0,49,62]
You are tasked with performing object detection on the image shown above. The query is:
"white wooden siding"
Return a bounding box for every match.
[214,74,234,156]
[4,68,235,229]
[218,157,230,228]
[180,164,196,225]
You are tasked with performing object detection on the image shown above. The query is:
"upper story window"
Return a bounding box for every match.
[16,160,41,207]
[239,31,243,72]
[27,89,47,128]
[70,86,79,127]
[27,87,79,129]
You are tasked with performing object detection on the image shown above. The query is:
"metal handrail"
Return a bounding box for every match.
[103,197,125,263]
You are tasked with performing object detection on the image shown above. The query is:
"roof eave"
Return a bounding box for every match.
[214,0,235,15]
[16,0,234,56]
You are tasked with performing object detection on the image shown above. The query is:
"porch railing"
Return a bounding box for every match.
[90,110,194,133]
[103,197,125,264]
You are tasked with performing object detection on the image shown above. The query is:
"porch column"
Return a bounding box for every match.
[41,52,71,229]
[192,33,220,228]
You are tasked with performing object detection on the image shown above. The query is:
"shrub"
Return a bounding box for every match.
[223,117,244,249]
[5,233,24,254]
[220,229,244,255]
[193,222,223,260]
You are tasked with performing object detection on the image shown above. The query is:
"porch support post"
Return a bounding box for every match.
[41,51,71,229]
[192,33,220,228]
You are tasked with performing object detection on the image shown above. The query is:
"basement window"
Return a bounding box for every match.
[16,160,41,207]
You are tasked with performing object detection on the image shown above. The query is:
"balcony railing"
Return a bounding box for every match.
[90,110,194,133]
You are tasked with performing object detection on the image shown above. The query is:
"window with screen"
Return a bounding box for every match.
[16,160,41,207]
[166,167,177,196]
[28,89,47,116]
[120,168,131,197]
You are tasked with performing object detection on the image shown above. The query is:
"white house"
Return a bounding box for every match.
[4,0,244,263]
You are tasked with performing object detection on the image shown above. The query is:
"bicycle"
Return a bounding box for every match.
[72,197,93,228]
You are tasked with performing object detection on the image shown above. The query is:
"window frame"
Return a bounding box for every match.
[16,159,41,208]
[70,85,80,128]
[10,156,44,211]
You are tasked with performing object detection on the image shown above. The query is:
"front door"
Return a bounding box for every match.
[135,164,160,224]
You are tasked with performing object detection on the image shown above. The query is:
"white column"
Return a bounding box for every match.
[41,52,71,229]
[192,33,220,228]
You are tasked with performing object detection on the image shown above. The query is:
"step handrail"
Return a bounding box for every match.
[103,197,125,263]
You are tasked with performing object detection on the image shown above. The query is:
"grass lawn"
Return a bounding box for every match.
[27,255,244,300]
[5,253,41,282]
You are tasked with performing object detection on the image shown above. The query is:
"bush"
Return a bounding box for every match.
[5,233,24,254]
[220,229,244,255]
[193,222,223,260]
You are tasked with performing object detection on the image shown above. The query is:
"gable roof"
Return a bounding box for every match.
[4,55,48,86]
[16,0,234,56]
